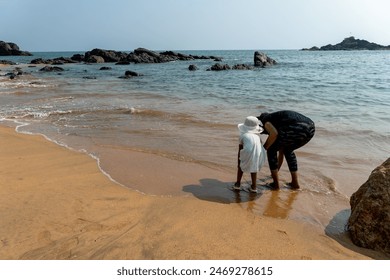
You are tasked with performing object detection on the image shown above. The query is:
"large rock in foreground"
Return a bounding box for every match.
[348,158,390,255]
[0,41,32,56]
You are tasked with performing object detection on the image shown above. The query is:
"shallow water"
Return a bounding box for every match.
[1,49,389,229]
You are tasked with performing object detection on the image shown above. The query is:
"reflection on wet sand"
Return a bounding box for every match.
[262,190,299,219]
[182,177,299,221]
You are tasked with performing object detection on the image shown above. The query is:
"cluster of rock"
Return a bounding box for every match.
[1,67,25,79]
[25,48,277,76]
[348,158,390,256]
[28,48,223,65]
[203,63,253,71]
[0,41,32,56]
[2,41,277,78]
[191,51,276,71]
[27,47,276,68]
[302,37,390,51]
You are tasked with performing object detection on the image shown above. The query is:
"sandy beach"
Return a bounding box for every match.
[1,125,386,260]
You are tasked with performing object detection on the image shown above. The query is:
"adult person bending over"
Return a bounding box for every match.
[257,110,315,189]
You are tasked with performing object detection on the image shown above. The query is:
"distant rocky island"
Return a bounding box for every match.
[302,37,390,51]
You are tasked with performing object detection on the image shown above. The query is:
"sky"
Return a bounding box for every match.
[1,0,390,52]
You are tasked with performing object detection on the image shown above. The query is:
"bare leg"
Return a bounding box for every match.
[250,172,257,191]
[290,171,300,189]
[270,169,280,190]
[235,167,243,189]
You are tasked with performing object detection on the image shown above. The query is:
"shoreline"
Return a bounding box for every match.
[1,125,386,260]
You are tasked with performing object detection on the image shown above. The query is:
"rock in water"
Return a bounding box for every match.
[254,51,277,67]
[348,158,390,255]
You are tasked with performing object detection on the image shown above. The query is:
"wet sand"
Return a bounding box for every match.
[0,125,383,259]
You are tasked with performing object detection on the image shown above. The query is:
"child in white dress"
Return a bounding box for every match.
[234,116,266,193]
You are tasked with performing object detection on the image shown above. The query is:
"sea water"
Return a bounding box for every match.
[1,49,389,228]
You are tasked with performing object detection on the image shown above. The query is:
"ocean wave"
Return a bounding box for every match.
[4,105,234,131]
[0,79,56,91]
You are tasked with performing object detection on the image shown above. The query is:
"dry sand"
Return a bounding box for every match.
[0,126,375,259]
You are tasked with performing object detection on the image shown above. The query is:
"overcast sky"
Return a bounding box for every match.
[1,0,389,52]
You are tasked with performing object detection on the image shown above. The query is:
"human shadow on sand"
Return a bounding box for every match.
[182,178,264,204]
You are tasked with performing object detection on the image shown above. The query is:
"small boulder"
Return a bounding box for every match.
[188,64,198,71]
[124,70,141,77]
[119,70,142,79]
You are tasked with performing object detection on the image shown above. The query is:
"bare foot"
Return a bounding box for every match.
[287,182,300,189]
[268,182,280,190]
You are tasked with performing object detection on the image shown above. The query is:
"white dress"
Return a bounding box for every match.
[239,132,266,173]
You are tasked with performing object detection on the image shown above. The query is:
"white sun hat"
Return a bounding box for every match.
[238,116,263,134]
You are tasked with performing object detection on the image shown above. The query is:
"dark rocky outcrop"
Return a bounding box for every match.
[28,48,221,65]
[254,51,277,67]
[302,37,390,51]
[22,48,276,73]
[0,41,32,56]
[348,158,390,255]
[125,48,213,64]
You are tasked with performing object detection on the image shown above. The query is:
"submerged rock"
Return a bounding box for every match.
[119,70,143,79]
[348,158,390,255]
[39,66,64,72]
[188,64,198,71]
